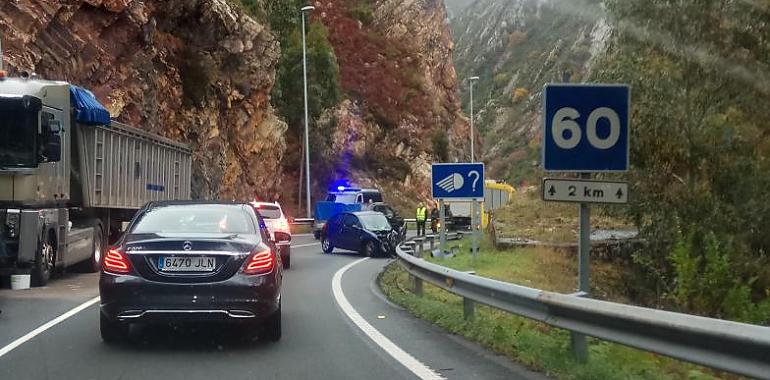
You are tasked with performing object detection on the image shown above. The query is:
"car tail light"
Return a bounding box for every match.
[103,248,130,274]
[242,247,275,275]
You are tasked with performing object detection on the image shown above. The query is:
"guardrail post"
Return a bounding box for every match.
[413,276,423,297]
[428,236,435,251]
[414,238,424,258]
[463,298,475,320]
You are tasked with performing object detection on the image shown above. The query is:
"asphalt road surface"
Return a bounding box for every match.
[0,234,547,380]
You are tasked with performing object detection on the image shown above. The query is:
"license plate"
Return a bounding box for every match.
[158,256,216,272]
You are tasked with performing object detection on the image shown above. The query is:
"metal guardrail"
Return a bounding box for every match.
[291,218,314,226]
[395,236,770,378]
[291,218,436,227]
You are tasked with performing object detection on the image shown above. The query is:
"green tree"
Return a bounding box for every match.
[272,21,342,133]
[596,0,770,321]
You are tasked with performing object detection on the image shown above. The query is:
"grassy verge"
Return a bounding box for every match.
[291,225,313,234]
[380,238,739,380]
[494,188,633,243]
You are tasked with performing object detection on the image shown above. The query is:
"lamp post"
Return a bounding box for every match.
[301,5,315,218]
[469,76,480,256]
[469,76,479,161]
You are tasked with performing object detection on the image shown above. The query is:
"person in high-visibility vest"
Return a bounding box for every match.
[415,202,427,237]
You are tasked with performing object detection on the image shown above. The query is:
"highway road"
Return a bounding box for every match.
[0,235,547,380]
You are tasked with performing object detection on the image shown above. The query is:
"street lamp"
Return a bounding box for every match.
[468,75,480,256]
[469,76,479,162]
[301,5,315,218]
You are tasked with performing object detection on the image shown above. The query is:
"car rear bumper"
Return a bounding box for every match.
[99,272,280,323]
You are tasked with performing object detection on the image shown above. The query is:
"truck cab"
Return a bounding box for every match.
[0,75,191,286]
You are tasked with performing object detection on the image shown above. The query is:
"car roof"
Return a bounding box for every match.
[351,211,383,216]
[145,200,251,208]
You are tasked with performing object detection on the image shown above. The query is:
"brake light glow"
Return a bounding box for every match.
[243,248,274,275]
[103,248,130,274]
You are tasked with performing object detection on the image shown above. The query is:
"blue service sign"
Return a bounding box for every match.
[543,84,630,172]
[431,163,484,200]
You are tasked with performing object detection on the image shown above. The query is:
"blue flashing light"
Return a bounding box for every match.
[337,186,346,191]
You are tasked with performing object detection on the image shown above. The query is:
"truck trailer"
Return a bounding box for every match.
[0,75,192,286]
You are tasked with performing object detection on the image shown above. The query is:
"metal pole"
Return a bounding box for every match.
[439,199,446,253]
[469,77,479,257]
[470,80,474,162]
[571,172,591,362]
[302,9,312,218]
[298,142,304,212]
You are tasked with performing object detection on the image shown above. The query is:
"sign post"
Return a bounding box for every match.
[542,84,630,362]
[431,163,485,254]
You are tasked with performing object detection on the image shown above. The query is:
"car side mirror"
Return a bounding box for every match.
[274,231,291,243]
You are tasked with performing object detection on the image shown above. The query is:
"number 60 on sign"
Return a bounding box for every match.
[542,84,630,172]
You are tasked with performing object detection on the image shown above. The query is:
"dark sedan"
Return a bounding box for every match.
[321,211,396,257]
[99,201,284,343]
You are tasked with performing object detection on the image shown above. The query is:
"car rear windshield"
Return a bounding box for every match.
[359,214,391,232]
[131,205,254,234]
[254,205,281,219]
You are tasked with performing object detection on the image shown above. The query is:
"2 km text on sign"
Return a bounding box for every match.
[543,84,630,172]
[542,178,628,204]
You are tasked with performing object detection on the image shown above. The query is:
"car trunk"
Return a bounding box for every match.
[123,234,256,284]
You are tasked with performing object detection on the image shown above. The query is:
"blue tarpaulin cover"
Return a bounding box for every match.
[70,86,111,125]
[314,201,362,222]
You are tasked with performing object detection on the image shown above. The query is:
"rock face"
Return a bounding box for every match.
[452,0,609,184]
[310,0,469,211]
[0,0,287,201]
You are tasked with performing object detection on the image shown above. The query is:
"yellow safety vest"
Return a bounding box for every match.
[416,207,427,221]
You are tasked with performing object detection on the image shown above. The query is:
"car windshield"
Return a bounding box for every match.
[359,214,391,231]
[0,107,37,168]
[254,205,282,219]
[131,205,254,234]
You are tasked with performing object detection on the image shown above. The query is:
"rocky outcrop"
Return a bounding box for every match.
[310,0,469,209]
[0,0,286,200]
[451,0,609,183]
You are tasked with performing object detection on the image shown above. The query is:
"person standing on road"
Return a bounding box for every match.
[415,202,427,236]
[430,202,440,234]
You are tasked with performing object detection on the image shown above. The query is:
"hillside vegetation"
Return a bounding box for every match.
[454,0,770,324]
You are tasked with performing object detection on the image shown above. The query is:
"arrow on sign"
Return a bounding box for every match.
[548,186,556,196]
[616,188,624,199]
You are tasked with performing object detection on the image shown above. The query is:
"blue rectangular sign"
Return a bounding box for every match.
[543,84,630,172]
[431,163,484,200]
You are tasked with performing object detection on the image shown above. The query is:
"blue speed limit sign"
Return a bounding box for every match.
[542,84,630,172]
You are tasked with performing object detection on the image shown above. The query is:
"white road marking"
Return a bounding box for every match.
[0,296,100,359]
[332,258,445,380]
[292,242,320,248]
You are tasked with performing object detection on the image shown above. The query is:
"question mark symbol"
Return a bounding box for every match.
[468,170,480,192]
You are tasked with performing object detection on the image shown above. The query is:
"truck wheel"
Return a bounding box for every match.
[32,232,55,287]
[75,223,103,273]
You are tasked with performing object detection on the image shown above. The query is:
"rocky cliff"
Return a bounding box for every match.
[309,0,469,211]
[0,0,286,200]
[452,0,609,184]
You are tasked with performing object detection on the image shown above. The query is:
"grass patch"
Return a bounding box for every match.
[379,259,734,380]
[493,188,633,243]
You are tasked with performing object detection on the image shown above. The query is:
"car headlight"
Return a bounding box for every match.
[5,209,20,238]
